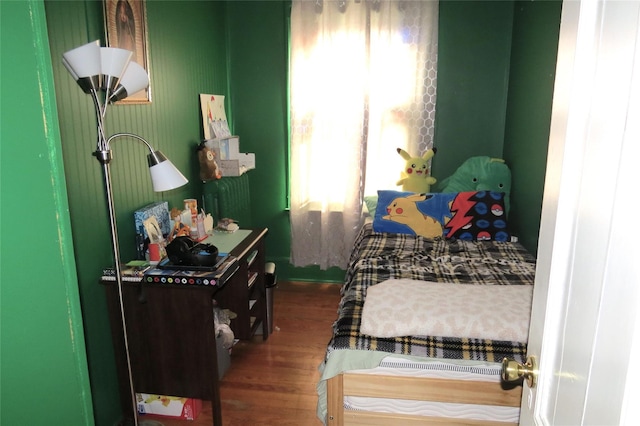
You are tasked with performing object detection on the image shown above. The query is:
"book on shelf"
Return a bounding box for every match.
[101,275,144,282]
[246,249,258,266]
[142,256,239,286]
[247,271,258,287]
[215,255,239,278]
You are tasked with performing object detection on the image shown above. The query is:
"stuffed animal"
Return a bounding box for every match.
[197,142,222,182]
[395,147,437,193]
[434,156,512,213]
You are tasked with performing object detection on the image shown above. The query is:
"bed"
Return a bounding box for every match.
[317,190,537,425]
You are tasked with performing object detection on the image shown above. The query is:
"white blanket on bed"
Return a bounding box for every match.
[360,279,532,343]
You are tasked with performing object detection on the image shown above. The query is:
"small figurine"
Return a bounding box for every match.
[168,207,191,241]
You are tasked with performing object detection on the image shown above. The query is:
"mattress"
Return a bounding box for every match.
[345,356,520,423]
[317,352,522,423]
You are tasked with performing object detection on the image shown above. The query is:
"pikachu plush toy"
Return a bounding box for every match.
[395,147,437,193]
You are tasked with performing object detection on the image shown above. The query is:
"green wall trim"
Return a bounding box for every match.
[269,256,346,284]
[1,0,94,424]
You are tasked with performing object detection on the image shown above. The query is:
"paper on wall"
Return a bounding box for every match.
[200,94,231,139]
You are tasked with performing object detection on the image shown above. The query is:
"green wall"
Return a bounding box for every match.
[433,0,515,176]
[0,1,93,424]
[433,1,562,254]
[504,0,562,253]
[225,1,297,277]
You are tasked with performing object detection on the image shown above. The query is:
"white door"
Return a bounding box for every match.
[519,1,640,424]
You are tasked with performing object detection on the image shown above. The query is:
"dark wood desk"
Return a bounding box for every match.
[104,228,268,425]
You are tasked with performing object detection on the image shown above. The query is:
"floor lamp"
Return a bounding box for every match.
[62,40,188,426]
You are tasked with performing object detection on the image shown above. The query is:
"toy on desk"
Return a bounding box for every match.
[168,208,191,242]
[396,147,437,193]
[216,218,239,233]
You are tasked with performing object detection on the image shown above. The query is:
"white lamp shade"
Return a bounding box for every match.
[109,61,149,102]
[100,47,132,90]
[62,40,101,78]
[147,152,189,192]
[62,57,79,80]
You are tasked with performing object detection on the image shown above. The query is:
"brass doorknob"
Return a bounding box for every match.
[501,355,538,388]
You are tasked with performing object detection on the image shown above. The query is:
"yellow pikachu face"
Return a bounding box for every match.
[403,156,429,177]
[397,147,436,177]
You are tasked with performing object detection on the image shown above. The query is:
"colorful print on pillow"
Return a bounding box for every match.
[373,190,510,241]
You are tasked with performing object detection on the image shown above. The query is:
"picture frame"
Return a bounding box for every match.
[104,0,151,103]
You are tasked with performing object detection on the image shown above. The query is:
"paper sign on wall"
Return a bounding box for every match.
[200,94,231,140]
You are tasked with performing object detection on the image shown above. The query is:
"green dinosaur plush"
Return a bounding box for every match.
[395,147,437,193]
[435,156,512,213]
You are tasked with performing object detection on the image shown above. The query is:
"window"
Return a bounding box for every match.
[290,0,438,269]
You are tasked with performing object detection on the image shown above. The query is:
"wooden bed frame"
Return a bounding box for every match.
[326,372,522,426]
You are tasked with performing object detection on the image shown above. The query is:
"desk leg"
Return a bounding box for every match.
[212,387,222,425]
[209,335,223,426]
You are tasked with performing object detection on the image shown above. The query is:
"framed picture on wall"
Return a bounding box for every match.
[104,0,151,103]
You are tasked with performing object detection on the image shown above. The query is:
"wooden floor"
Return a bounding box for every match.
[138,281,342,426]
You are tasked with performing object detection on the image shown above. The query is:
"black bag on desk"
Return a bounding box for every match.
[166,236,219,267]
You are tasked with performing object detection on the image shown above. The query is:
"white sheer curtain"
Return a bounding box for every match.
[290,0,438,269]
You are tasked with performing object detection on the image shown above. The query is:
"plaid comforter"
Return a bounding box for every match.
[326,223,537,364]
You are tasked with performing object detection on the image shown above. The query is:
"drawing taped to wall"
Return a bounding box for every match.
[200,94,231,140]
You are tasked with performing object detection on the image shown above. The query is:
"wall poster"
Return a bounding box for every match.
[104,0,151,103]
